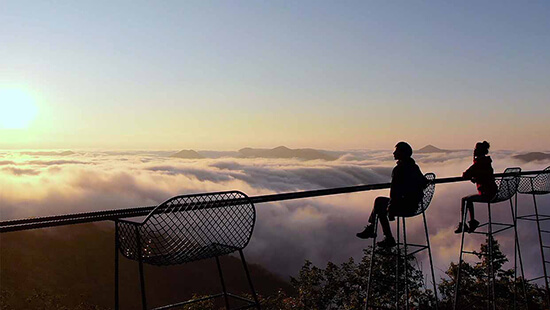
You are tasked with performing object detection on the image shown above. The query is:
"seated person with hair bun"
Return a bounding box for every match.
[356,142,428,248]
[454,141,498,234]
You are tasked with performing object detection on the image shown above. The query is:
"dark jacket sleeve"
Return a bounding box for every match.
[390,163,427,202]
[390,166,403,199]
[462,162,477,180]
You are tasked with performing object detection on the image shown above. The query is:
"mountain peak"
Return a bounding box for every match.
[238,146,336,161]
[416,145,447,153]
[513,152,550,163]
[170,149,204,159]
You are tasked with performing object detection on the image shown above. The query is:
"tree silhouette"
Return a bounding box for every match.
[173,239,548,310]
[439,236,546,310]
[259,246,435,309]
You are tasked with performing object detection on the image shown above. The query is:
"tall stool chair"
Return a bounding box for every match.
[453,167,524,310]
[517,166,550,307]
[365,173,438,310]
[114,191,261,310]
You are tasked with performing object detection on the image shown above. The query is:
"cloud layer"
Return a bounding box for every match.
[1,150,549,285]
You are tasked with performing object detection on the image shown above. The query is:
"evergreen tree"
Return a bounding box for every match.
[439,236,546,310]
[261,246,436,310]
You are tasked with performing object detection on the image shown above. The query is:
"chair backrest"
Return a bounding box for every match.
[534,166,550,193]
[493,167,521,202]
[118,191,256,266]
[416,173,436,215]
[519,166,550,194]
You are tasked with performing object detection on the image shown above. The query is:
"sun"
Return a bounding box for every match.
[0,88,39,129]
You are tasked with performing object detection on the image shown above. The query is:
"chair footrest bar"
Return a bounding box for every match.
[493,226,514,234]
[470,231,489,235]
[407,246,429,256]
[527,275,548,282]
[226,293,256,304]
[542,246,550,249]
[152,293,223,310]
[517,214,550,220]
[541,230,550,234]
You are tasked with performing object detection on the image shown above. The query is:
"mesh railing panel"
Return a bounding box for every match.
[117,191,255,266]
[518,166,550,195]
[492,167,521,203]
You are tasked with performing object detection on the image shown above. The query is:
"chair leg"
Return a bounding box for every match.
[532,192,550,308]
[136,228,147,310]
[487,203,496,310]
[364,216,379,310]
[423,212,439,309]
[216,256,231,309]
[402,218,409,310]
[396,218,401,310]
[115,222,120,310]
[239,250,261,309]
[510,197,528,309]
[453,204,469,310]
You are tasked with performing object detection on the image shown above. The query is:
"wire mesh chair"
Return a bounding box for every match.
[365,173,438,310]
[114,191,261,310]
[517,166,550,307]
[453,167,526,310]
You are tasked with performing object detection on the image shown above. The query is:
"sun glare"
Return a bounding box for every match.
[0,88,39,129]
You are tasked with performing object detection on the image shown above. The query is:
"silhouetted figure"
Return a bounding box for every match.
[455,141,498,234]
[357,142,428,247]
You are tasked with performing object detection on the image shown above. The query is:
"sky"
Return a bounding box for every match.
[1,1,549,150]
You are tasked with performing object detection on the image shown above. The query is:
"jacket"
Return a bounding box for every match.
[462,156,498,197]
[389,157,428,210]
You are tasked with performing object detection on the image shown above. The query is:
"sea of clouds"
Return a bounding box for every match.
[1,149,549,286]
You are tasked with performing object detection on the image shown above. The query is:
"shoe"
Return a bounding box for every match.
[356,225,376,239]
[468,219,480,233]
[377,236,396,248]
[454,222,469,234]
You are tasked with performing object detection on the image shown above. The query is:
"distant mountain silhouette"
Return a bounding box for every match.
[170,149,204,159]
[20,151,75,156]
[239,146,336,161]
[416,145,452,153]
[513,152,550,163]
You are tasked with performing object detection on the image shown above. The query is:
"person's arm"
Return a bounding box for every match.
[462,162,477,179]
[390,165,405,199]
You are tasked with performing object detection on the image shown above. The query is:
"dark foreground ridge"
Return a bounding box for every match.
[0,223,291,309]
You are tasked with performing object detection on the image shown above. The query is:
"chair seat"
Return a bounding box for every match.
[143,243,240,266]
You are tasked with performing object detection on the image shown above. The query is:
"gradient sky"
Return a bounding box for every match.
[1,1,549,150]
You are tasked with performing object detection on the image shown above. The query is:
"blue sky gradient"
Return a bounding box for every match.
[1,1,549,150]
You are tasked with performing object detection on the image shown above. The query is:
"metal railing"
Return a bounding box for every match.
[0,170,547,233]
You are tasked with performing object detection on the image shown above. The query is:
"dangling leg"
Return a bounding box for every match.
[455,197,471,233]
[358,197,390,239]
